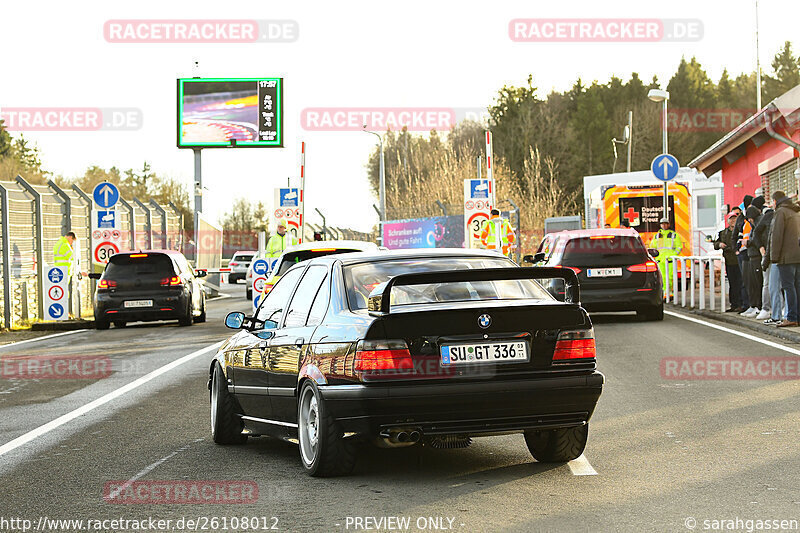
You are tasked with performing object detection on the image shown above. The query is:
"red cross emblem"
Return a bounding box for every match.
[623,207,639,225]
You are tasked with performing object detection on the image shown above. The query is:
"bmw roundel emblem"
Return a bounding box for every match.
[478,314,491,329]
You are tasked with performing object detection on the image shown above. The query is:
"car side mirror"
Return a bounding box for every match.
[647,248,660,258]
[522,254,535,264]
[88,272,102,279]
[194,269,208,278]
[261,319,278,330]
[225,311,245,329]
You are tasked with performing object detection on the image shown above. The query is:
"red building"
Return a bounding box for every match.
[689,85,800,207]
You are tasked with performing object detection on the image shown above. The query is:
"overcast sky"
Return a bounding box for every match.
[2,0,797,232]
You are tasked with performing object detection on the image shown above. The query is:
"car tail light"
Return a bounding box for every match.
[355,340,413,371]
[627,261,658,273]
[98,279,117,290]
[229,262,239,266]
[161,276,182,287]
[553,329,596,361]
[555,265,582,274]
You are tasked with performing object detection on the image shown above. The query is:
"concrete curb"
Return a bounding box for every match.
[31,320,95,331]
[666,304,800,344]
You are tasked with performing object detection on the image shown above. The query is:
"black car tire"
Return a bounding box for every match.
[524,424,588,463]
[194,298,207,323]
[178,299,193,327]
[95,318,110,330]
[113,321,126,328]
[297,381,355,477]
[637,303,664,321]
[210,364,247,445]
[245,287,252,300]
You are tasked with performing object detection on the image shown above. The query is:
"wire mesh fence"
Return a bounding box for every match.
[0,176,184,329]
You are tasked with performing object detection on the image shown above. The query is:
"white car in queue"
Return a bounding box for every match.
[245,240,380,300]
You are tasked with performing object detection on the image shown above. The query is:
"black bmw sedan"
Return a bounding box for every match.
[210,249,604,476]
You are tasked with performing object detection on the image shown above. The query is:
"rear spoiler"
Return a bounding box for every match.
[367,267,579,315]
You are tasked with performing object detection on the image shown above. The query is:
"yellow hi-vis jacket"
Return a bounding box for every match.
[53,236,74,275]
[480,216,516,255]
[650,229,683,258]
[266,232,298,258]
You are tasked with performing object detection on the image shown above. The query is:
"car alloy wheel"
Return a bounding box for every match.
[298,386,319,466]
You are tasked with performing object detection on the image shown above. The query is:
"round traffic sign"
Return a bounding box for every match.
[253,277,267,293]
[252,259,269,276]
[111,229,120,240]
[94,241,119,263]
[467,212,489,237]
[92,182,120,208]
[465,200,474,210]
[48,303,65,319]
[651,153,680,182]
[47,267,64,283]
[48,285,64,301]
[274,209,284,218]
[92,230,102,240]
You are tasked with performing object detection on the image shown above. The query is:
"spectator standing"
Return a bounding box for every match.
[769,191,800,327]
[714,212,743,312]
[734,195,754,310]
[741,205,763,317]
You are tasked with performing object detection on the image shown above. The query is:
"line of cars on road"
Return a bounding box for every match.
[87,228,660,476]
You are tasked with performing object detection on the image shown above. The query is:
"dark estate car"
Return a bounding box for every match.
[210,249,604,476]
[528,228,664,321]
[90,250,207,329]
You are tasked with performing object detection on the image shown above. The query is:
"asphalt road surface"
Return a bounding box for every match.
[1,282,799,532]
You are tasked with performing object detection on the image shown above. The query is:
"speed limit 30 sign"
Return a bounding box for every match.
[94,241,119,263]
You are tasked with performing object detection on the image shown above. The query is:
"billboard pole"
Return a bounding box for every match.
[300,141,306,243]
[193,148,202,262]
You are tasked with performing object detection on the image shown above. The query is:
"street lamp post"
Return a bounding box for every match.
[648,88,670,219]
[362,128,385,245]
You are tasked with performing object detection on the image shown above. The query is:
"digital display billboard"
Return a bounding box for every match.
[177,78,283,148]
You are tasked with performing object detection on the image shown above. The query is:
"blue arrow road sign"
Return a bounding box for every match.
[93,182,120,208]
[651,154,680,182]
[48,303,64,319]
[48,267,64,283]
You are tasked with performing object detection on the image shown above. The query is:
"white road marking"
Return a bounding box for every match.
[106,438,204,500]
[0,341,223,457]
[665,310,800,356]
[0,329,89,351]
[568,454,597,475]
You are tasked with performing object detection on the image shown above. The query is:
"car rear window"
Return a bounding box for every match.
[560,236,648,267]
[344,257,553,310]
[275,248,361,276]
[104,254,176,278]
[233,254,254,262]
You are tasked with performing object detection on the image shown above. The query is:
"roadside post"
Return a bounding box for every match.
[91,182,121,313]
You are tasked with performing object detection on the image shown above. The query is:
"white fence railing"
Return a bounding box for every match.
[665,255,727,311]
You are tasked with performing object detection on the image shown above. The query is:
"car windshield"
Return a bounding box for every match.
[275,248,361,276]
[344,257,553,310]
[104,254,175,278]
[560,236,648,267]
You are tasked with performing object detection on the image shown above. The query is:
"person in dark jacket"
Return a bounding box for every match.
[741,204,763,316]
[760,204,786,324]
[715,211,743,312]
[753,204,775,320]
[770,191,800,327]
[734,195,754,310]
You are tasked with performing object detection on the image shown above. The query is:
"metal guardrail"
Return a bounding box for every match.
[666,255,726,311]
[0,175,184,329]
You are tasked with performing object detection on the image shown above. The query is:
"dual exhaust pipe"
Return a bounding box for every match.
[391,430,421,444]
[378,428,421,446]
